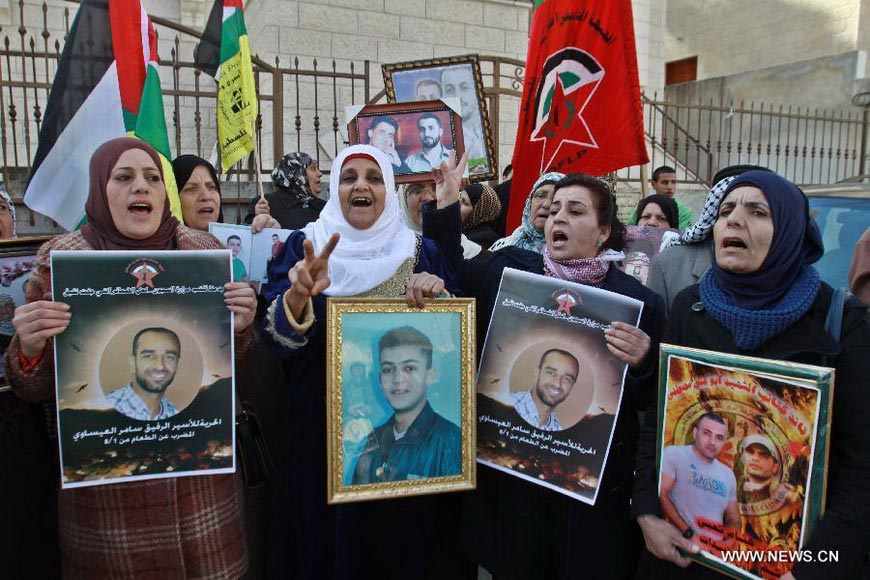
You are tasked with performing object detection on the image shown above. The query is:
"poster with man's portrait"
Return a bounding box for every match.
[249,227,294,284]
[383,55,496,182]
[209,222,252,283]
[656,344,833,580]
[51,250,235,489]
[476,268,643,505]
[346,100,464,184]
[0,236,51,388]
[325,298,476,503]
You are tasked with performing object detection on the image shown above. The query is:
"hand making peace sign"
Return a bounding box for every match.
[285,232,340,320]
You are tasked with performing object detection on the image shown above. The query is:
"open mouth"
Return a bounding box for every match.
[389,388,410,396]
[551,230,569,246]
[351,196,373,207]
[722,237,747,249]
[128,201,153,215]
[197,206,215,216]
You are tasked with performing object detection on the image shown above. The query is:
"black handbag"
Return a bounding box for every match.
[235,401,274,488]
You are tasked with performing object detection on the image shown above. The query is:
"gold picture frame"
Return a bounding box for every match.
[326,298,476,504]
[0,235,53,392]
[382,55,497,182]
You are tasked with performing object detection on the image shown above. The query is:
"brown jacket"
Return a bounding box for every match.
[6,227,251,579]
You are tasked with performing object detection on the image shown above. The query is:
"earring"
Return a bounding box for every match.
[596,240,603,249]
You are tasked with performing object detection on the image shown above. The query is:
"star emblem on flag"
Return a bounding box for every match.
[530,48,605,174]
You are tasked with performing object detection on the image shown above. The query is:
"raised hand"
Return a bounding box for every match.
[405,272,446,309]
[285,233,340,320]
[13,300,72,359]
[254,196,271,216]
[433,150,469,209]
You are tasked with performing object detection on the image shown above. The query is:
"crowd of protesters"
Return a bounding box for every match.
[1,137,868,580]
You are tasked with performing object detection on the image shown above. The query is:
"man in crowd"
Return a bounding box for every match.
[659,412,740,545]
[107,327,181,421]
[405,113,453,173]
[512,349,579,431]
[640,166,694,228]
[366,115,410,174]
[352,326,461,483]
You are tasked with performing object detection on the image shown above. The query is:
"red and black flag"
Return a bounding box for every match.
[507,0,649,229]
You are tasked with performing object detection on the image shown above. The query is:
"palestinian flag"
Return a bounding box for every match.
[195,0,258,172]
[507,0,649,229]
[25,0,181,231]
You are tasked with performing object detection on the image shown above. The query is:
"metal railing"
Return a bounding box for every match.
[643,91,867,188]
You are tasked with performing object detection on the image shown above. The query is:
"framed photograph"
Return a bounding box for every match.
[346,100,464,184]
[383,55,497,181]
[656,344,834,580]
[0,235,52,392]
[618,225,680,286]
[51,250,236,488]
[476,268,643,505]
[326,298,476,503]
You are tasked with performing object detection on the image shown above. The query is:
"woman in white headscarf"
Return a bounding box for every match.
[261,144,465,580]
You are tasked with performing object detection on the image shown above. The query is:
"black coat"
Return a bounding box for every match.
[424,202,667,579]
[632,284,870,580]
[244,190,325,230]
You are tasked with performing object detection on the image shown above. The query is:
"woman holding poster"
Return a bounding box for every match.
[261,144,465,580]
[4,138,257,578]
[632,171,870,579]
[423,156,666,579]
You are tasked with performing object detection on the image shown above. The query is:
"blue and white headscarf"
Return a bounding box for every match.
[490,171,565,253]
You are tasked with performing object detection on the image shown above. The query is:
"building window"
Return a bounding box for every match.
[665,57,698,85]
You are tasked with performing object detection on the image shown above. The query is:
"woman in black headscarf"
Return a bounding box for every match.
[634,194,679,229]
[245,152,325,230]
[632,171,870,580]
[172,155,224,231]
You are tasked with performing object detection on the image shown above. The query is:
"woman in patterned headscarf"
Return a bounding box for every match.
[489,171,565,254]
[245,152,326,230]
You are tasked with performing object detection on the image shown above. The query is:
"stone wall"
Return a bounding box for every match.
[666,0,866,81]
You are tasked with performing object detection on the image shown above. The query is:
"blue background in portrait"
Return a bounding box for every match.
[341,311,462,483]
[393,68,446,102]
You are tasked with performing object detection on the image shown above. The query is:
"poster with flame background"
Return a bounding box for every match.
[656,344,833,580]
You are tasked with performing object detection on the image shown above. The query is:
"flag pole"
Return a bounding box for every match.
[252,146,266,200]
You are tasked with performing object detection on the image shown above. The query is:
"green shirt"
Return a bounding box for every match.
[232,256,248,282]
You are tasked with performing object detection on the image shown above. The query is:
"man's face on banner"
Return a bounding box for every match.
[692,417,729,461]
[743,443,779,482]
[132,331,180,394]
[534,351,578,407]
